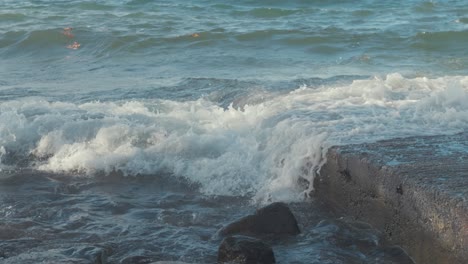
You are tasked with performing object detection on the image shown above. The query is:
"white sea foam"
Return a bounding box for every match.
[0,146,5,170]
[0,74,467,203]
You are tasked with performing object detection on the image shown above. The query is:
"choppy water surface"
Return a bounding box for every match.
[0,172,413,263]
[1,0,467,263]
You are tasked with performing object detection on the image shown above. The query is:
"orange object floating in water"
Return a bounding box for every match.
[191,33,199,37]
[67,41,81,50]
[63,27,74,38]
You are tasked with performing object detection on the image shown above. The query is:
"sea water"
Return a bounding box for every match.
[0,0,467,263]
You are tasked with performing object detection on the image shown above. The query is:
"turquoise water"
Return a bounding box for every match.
[0,1,467,263]
[1,0,467,101]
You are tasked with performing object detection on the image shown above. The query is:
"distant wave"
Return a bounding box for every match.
[0,12,28,22]
[231,7,302,19]
[412,30,468,51]
[4,25,465,62]
[0,29,71,56]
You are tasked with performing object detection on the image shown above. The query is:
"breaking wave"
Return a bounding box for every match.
[1,74,467,203]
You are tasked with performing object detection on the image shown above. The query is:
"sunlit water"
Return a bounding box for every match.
[1,0,467,263]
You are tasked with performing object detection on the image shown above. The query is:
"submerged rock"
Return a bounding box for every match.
[121,255,152,264]
[219,202,300,237]
[72,245,112,264]
[150,261,189,264]
[218,235,275,264]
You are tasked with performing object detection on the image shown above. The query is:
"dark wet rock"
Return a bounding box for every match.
[219,202,300,237]
[218,235,275,264]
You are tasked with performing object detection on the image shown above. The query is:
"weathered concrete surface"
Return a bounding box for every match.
[315,132,468,264]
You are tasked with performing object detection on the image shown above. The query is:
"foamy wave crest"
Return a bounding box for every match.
[0,74,467,202]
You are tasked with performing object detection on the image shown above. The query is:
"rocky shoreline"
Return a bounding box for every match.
[315,132,468,264]
[214,133,467,264]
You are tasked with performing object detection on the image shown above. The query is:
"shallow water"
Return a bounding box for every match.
[0,171,413,263]
[1,0,467,263]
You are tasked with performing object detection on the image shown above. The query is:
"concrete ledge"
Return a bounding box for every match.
[315,133,468,264]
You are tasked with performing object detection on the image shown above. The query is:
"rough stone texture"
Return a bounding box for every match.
[315,132,468,264]
[218,235,275,264]
[219,202,300,237]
